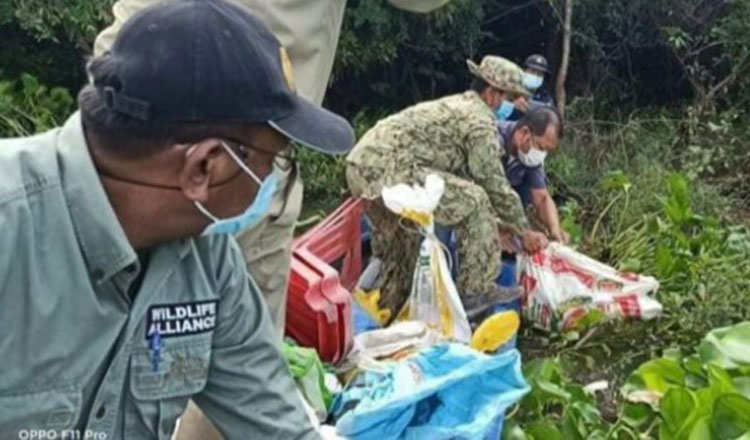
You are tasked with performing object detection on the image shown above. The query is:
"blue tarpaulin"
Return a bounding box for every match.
[332,344,529,440]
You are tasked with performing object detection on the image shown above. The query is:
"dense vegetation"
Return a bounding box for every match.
[1,0,749,438]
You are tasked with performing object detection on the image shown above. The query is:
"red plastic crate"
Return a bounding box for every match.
[294,198,363,291]
[295,248,353,361]
[285,254,343,362]
[285,198,363,363]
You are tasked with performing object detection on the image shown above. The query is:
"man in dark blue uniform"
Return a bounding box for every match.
[498,107,567,243]
[507,54,556,122]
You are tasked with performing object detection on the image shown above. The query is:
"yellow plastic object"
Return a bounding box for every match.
[352,288,392,325]
[400,209,432,227]
[470,310,520,353]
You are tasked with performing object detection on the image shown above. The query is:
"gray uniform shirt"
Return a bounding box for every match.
[0,113,317,440]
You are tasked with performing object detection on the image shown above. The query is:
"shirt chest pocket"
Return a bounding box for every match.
[128,339,211,439]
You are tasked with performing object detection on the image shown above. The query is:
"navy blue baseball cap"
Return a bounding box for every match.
[524,54,549,74]
[94,0,354,154]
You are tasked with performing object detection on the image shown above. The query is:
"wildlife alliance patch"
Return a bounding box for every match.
[145,300,218,339]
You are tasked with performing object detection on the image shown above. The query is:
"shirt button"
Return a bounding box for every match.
[96,405,106,419]
[92,268,105,281]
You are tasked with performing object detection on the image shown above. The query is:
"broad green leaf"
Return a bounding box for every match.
[685,372,709,390]
[660,388,698,435]
[694,387,723,420]
[688,417,712,440]
[567,384,592,404]
[623,402,655,429]
[526,420,562,440]
[699,322,750,369]
[622,371,649,397]
[523,358,561,383]
[733,377,750,399]
[502,421,528,440]
[683,354,706,376]
[659,422,676,440]
[571,401,602,425]
[637,358,685,393]
[537,380,572,402]
[587,431,608,440]
[561,412,585,440]
[711,394,750,439]
[610,424,641,440]
[707,364,737,395]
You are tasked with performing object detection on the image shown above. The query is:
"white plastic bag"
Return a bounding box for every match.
[353,321,443,360]
[517,242,662,331]
[381,175,472,343]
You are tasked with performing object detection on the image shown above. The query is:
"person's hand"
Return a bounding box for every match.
[514,97,529,113]
[550,229,570,244]
[522,230,548,254]
[497,232,516,253]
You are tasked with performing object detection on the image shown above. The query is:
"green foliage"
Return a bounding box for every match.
[297,149,347,208]
[12,0,115,48]
[698,322,750,371]
[504,358,614,440]
[0,0,115,92]
[0,73,74,137]
[330,0,484,116]
[510,323,750,439]
[594,171,750,346]
[620,322,750,439]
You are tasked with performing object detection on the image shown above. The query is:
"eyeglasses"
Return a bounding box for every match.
[227,139,299,222]
[272,142,298,172]
[231,140,298,173]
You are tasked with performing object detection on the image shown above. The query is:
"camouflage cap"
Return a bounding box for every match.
[467,56,531,98]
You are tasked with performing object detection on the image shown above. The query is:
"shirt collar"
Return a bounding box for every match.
[466,90,495,118]
[56,112,138,283]
[497,121,517,156]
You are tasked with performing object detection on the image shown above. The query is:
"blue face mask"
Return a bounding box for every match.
[523,73,544,91]
[195,142,278,236]
[494,100,515,121]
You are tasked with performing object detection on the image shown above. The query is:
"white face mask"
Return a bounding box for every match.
[518,145,547,167]
[523,73,544,91]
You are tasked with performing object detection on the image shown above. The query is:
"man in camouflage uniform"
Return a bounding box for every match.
[346,56,549,318]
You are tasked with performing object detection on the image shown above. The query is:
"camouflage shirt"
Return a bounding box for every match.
[347,90,529,233]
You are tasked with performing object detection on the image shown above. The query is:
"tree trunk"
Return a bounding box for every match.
[555,0,573,118]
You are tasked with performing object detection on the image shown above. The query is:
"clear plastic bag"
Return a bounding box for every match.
[382,175,472,343]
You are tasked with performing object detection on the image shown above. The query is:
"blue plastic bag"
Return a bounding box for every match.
[352,299,382,334]
[331,344,529,440]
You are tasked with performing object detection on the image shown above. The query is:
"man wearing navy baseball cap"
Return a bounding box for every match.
[0,0,353,439]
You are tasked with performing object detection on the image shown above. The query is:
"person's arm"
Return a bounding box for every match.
[526,166,567,243]
[513,96,529,114]
[194,237,318,440]
[531,187,567,243]
[464,121,529,236]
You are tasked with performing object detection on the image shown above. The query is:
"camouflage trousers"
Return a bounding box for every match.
[346,163,502,318]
